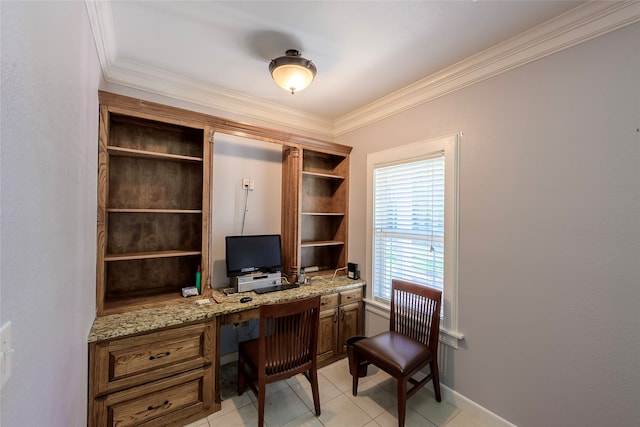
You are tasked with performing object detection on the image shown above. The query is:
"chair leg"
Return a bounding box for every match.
[352,373,360,396]
[257,379,266,427]
[397,378,407,427]
[351,348,360,396]
[309,369,321,416]
[431,359,442,402]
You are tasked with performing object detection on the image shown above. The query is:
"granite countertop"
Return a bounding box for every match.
[88,275,366,343]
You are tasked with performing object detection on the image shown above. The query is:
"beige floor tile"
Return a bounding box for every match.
[318,393,374,427]
[182,417,210,427]
[287,371,342,411]
[318,359,353,392]
[208,392,254,422]
[260,385,314,427]
[374,405,437,427]
[444,411,489,427]
[408,388,460,426]
[347,380,398,419]
[206,402,259,427]
[280,411,325,427]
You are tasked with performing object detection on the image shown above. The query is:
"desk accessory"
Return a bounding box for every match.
[195,265,202,294]
[348,263,360,279]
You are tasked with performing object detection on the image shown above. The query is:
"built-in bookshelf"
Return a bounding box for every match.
[96,104,210,315]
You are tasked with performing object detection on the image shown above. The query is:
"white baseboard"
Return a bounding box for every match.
[220,351,238,366]
[440,384,517,427]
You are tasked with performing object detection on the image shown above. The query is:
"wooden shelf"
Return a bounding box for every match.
[108,208,203,214]
[108,146,203,163]
[101,292,188,316]
[302,212,345,216]
[301,240,345,247]
[104,250,202,262]
[302,171,345,180]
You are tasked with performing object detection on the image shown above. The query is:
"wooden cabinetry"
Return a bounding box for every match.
[317,293,340,363]
[337,288,363,354]
[282,147,350,278]
[317,287,363,366]
[88,321,217,427]
[89,92,358,426]
[96,93,211,315]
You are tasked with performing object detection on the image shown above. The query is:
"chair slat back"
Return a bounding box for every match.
[390,279,442,352]
[259,295,321,376]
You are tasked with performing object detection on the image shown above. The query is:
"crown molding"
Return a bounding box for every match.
[84,0,334,138]
[334,1,640,136]
[85,0,117,76]
[105,57,335,138]
[86,1,640,139]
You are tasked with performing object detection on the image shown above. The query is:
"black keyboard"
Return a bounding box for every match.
[253,283,300,294]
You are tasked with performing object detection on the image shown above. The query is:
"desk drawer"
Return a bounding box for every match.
[90,321,214,395]
[320,293,339,310]
[340,289,362,304]
[94,367,213,427]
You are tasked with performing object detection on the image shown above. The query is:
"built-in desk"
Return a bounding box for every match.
[87,275,365,427]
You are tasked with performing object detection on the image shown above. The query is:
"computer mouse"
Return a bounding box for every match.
[240,296,253,303]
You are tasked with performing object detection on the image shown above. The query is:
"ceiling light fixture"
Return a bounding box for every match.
[269,49,317,95]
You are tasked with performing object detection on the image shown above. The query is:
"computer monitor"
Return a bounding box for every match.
[225,234,283,277]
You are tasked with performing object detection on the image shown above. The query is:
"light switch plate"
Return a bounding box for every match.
[1,321,12,390]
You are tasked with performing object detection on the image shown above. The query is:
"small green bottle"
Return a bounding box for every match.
[195,265,202,295]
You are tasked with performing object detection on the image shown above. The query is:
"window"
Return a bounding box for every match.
[372,154,444,300]
[366,134,463,347]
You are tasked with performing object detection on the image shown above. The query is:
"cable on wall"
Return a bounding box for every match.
[240,187,249,235]
[207,129,215,292]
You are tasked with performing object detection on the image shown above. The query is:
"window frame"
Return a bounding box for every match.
[365,133,463,348]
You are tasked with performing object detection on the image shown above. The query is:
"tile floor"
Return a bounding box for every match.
[184,358,487,427]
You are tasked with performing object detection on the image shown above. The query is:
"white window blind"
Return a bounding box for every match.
[373,153,445,301]
[366,133,462,348]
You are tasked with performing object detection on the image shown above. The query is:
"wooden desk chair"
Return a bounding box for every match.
[351,279,442,427]
[237,295,321,426]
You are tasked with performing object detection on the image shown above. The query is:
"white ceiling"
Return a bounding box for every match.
[87,1,638,136]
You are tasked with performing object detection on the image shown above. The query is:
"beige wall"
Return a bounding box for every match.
[337,22,640,427]
[1,2,102,426]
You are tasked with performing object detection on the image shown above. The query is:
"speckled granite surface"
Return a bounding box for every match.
[88,275,365,342]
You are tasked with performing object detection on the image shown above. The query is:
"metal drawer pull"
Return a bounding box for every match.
[147,400,169,411]
[149,351,171,360]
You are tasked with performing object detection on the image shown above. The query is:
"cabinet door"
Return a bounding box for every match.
[317,307,339,363]
[339,302,363,355]
[317,293,339,364]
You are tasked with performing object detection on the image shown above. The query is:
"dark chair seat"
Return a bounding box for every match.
[354,331,432,375]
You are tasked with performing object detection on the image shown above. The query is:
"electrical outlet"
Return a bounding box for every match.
[1,321,13,390]
[242,177,254,191]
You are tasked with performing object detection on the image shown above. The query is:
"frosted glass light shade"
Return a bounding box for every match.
[269,50,317,94]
